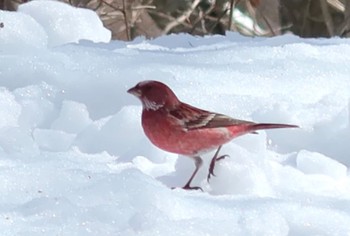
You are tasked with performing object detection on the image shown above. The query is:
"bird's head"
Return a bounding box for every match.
[127,80,180,110]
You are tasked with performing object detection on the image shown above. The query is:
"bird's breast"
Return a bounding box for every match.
[141,110,237,156]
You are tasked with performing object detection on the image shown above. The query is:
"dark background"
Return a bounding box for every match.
[1,0,349,40]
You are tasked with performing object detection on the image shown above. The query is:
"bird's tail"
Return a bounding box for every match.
[248,123,299,133]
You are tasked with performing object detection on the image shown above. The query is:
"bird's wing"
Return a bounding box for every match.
[169,103,254,131]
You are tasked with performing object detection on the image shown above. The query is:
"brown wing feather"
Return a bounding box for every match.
[169,103,254,130]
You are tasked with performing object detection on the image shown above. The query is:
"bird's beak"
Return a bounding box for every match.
[127,86,141,97]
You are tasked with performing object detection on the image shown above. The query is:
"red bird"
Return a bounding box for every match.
[128,80,298,190]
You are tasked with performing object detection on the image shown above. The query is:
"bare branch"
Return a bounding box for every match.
[245,0,259,36]
[132,5,156,10]
[151,11,193,29]
[190,0,216,34]
[162,0,201,35]
[338,0,350,36]
[207,8,228,33]
[261,12,276,36]
[122,0,131,40]
[228,0,238,30]
[99,0,123,12]
[320,0,334,36]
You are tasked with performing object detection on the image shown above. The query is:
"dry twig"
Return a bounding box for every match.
[162,0,201,35]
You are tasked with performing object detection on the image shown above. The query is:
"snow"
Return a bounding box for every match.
[297,150,348,179]
[0,10,47,51]
[1,0,350,235]
[17,0,111,47]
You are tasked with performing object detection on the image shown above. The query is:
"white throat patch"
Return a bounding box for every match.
[143,98,164,111]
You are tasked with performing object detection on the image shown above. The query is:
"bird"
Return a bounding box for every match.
[128,80,298,190]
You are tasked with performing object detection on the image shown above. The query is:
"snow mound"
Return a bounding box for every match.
[18,0,111,47]
[0,10,47,51]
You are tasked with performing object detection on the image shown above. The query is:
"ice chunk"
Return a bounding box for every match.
[0,88,21,129]
[18,0,111,47]
[51,100,92,134]
[203,143,273,196]
[33,129,76,152]
[296,150,347,179]
[74,105,148,160]
[14,83,58,129]
[0,127,39,156]
[0,10,47,51]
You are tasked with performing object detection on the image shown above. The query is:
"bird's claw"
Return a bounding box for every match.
[182,184,203,191]
[171,185,203,191]
[216,154,229,162]
[207,154,229,182]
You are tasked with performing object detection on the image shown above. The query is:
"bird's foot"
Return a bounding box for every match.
[207,154,229,182]
[182,184,203,191]
[171,185,203,191]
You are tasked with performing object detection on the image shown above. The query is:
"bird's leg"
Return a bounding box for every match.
[182,156,203,191]
[207,145,229,182]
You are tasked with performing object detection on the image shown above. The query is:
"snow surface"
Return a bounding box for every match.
[1,0,350,235]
